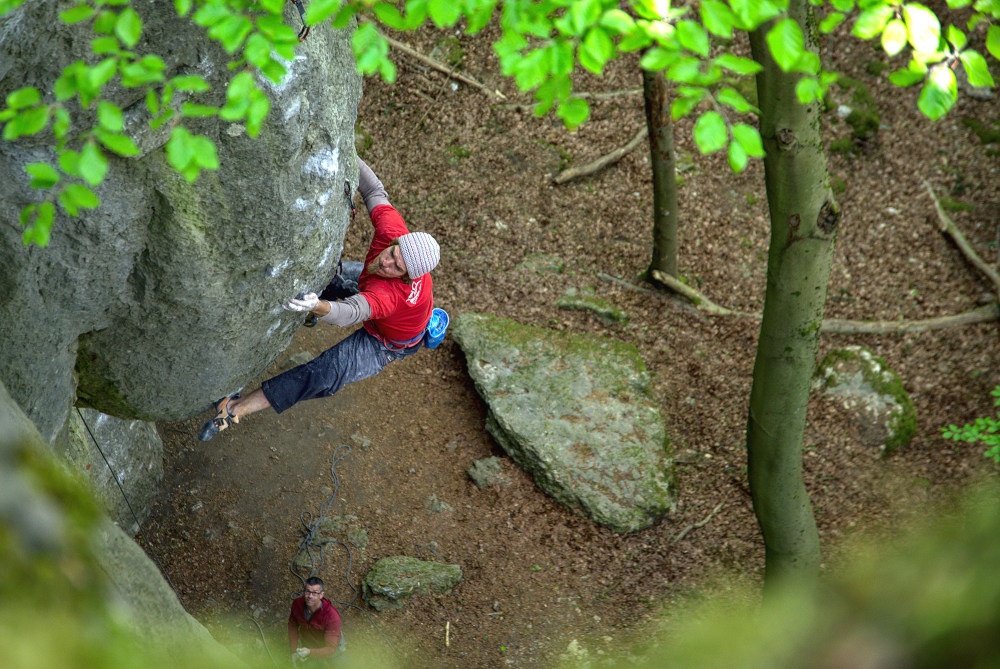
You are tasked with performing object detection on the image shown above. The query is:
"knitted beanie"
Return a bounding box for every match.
[398,232,440,278]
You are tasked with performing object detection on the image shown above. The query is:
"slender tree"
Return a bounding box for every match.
[642,67,680,279]
[745,2,837,587]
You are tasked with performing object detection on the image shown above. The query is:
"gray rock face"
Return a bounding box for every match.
[59,408,163,536]
[362,556,463,611]
[0,2,362,439]
[813,346,917,454]
[0,379,242,666]
[452,313,677,533]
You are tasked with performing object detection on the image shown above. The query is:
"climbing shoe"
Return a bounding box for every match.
[198,393,240,441]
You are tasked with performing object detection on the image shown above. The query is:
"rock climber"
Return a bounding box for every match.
[198,158,439,441]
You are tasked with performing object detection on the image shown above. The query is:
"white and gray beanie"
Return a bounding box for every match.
[398,232,440,278]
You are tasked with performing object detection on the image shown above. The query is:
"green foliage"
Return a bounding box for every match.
[943,386,1000,463]
[3,0,997,246]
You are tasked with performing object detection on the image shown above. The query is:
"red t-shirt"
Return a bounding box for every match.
[287,597,341,656]
[359,204,434,347]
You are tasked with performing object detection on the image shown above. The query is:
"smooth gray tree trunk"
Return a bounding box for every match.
[642,68,679,278]
[746,2,839,590]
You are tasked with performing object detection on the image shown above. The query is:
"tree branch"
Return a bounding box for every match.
[923,179,1000,300]
[553,127,648,184]
[673,502,725,543]
[378,30,507,101]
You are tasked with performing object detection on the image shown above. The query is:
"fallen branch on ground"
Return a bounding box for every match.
[647,270,999,333]
[553,127,648,184]
[924,179,1000,301]
[673,501,725,543]
[377,29,507,101]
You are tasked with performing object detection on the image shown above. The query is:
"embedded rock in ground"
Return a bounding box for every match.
[813,346,917,454]
[468,456,511,489]
[0,2,362,439]
[362,556,463,612]
[59,409,163,536]
[452,313,677,533]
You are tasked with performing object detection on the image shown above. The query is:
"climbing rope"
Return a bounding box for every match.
[75,408,190,614]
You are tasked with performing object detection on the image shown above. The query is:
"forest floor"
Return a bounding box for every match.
[145,11,1000,669]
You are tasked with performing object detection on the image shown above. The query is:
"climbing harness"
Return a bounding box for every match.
[289,0,310,41]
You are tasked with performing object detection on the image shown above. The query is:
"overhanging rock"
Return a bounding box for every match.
[452,313,676,533]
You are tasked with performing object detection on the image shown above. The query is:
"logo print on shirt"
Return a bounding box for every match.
[406,278,423,305]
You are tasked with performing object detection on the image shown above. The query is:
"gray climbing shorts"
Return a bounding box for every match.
[261,327,422,414]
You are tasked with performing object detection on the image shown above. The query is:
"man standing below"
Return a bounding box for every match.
[288,577,342,664]
[198,158,439,440]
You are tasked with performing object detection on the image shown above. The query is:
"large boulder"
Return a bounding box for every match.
[0,378,243,667]
[362,556,464,612]
[452,313,677,533]
[0,1,362,440]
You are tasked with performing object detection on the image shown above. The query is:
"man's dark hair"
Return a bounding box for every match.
[305,576,324,589]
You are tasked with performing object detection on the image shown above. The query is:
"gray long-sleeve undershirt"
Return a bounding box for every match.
[318,294,372,327]
[358,158,391,211]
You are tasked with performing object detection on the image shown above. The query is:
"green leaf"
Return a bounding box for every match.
[917,65,956,119]
[26,162,61,189]
[166,126,194,172]
[693,111,727,153]
[428,0,461,27]
[93,9,117,34]
[88,57,118,90]
[766,18,805,72]
[95,128,140,156]
[960,49,995,87]
[852,5,893,39]
[170,75,210,92]
[713,53,762,75]
[819,11,845,34]
[91,36,120,55]
[374,3,406,29]
[727,139,748,172]
[888,62,925,86]
[988,25,1000,61]
[880,18,907,55]
[732,123,764,157]
[903,3,941,53]
[59,149,81,177]
[379,57,397,83]
[632,0,661,20]
[79,141,108,186]
[2,106,49,140]
[557,97,589,129]
[210,14,253,53]
[580,27,614,74]
[61,183,100,216]
[6,87,40,110]
[60,4,95,24]
[246,95,270,136]
[830,0,855,10]
[97,100,123,132]
[795,76,823,102]
[115,7,143,47]
[666,56,701,83]
[946,24,967,51]
[305,0,339,24]
[191,133,219,170]
[671,92,703,120]
[640,47,673,71]
[175,0,193,17]
[700,0,735,38]
[599,8,634,34]
[21,201,54,246]
[181,102,218,117]
[52,107,71,138]
[676,20,710,57]
[718,87,756,113]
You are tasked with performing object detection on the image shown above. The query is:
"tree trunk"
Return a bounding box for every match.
[642,68,679,278]
[746,4,838,590]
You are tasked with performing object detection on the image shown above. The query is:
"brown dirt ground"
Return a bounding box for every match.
[144,13,1000,669]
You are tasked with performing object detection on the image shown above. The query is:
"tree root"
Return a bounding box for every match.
[553,127,648,184]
